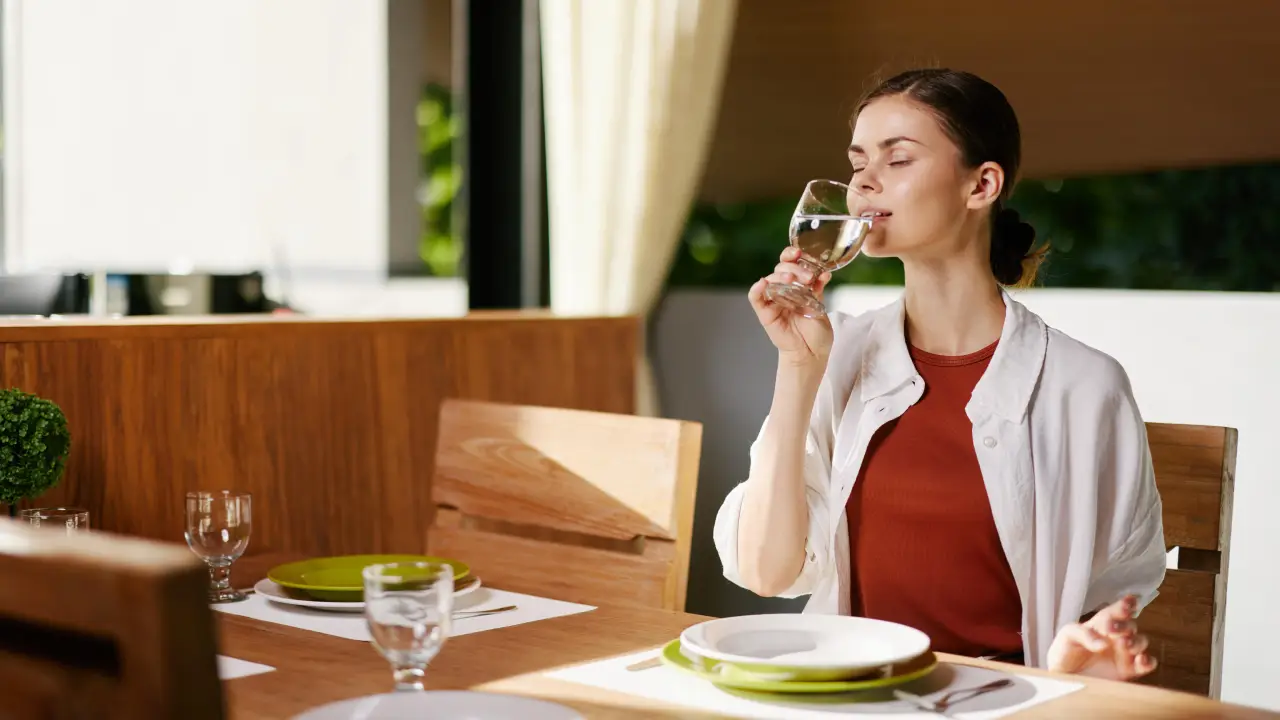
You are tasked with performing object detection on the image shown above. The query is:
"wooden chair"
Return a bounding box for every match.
[1139,423,1237,698]
[427,399,702,611]
[0,520,223,719]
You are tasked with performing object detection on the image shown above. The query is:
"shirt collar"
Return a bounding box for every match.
[859,290,1047,422]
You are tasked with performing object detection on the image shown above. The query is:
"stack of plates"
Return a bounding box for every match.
[256,554,478,613]
[664,614,936,694]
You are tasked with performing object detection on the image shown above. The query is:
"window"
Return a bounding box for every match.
[667,163,1280,292]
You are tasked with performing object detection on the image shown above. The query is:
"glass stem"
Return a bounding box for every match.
[209,562,232,593]
[795,258,826,288]
[393,667,426,692]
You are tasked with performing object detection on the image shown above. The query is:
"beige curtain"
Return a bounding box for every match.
[540,0,738,416]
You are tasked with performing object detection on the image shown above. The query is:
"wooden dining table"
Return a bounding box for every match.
[222,556,1278,719]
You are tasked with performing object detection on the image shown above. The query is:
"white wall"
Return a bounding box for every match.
[829,285,1280,709]
[2,0,450,317]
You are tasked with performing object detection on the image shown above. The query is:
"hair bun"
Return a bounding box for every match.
[991,208,1036,285]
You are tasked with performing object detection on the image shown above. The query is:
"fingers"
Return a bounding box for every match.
[1112,630,1156,680]
[1125,632,1150,656]
[1059,623,1109,654]
[1092,595,1157,680]
[1088,595,1136,632]
[814,270,833,293]
[747,278,781,325]
[773,262,815,286]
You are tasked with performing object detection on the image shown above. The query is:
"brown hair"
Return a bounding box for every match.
[855,68,1047,287]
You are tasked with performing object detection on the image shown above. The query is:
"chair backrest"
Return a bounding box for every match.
[0,521,223,719]
[428,399,702,611]
[1139,423,1237,698]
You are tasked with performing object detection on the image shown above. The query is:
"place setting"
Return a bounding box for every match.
[182,486,596,718]
[549,613,1085,719]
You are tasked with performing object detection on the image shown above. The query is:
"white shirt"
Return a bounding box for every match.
[713,291,1166,668]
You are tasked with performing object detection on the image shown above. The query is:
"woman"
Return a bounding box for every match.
[713,68,1165,680]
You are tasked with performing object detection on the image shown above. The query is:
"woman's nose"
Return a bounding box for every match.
[850,177,879,206]
[854,169,881,195]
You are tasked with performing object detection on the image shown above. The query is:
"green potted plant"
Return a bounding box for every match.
[0,388,71,517]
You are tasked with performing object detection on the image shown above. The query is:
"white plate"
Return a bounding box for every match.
[292,691,584,720]
[680,614,930,680]
[254,576,482,613]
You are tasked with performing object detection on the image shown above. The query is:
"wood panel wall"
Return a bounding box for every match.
[0,313,637,557]
[701,0,1280,202]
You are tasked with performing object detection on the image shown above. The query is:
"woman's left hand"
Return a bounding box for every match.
[1046,594,1157,681]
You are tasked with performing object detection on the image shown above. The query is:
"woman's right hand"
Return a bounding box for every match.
[748,247,835,367]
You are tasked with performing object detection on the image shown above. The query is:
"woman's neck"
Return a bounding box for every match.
[901,253,1006,356]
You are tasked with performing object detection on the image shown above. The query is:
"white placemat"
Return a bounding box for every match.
[213,586,594,642]
[217,655,275,680]
[545,648,1084,719]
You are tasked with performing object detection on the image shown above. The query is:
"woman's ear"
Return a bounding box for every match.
[966,161,1005,211]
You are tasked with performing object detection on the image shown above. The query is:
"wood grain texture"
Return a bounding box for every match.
[0,314,638,558]
[1143,424,1237,697]
[430,399,702,611]
[218,557,1280,720]
[1149,424,1233,551]
[0,521,222,719]
[701,0,1280,202]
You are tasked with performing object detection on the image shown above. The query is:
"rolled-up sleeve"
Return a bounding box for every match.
[1085,372,1166,615]
[713,401,837,598]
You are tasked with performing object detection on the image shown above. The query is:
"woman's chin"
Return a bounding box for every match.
[860,237,897,258]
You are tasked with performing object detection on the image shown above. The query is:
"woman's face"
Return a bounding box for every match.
[846,95,995,260]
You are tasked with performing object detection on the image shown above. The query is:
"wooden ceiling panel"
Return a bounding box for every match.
[699,0,1280,202]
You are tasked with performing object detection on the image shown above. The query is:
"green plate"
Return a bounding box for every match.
[267,554,470,602]
[660,639,937,694]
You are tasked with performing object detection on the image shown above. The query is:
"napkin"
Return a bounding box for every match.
[213,586,594,642]
[545,647,1084,720]
[217,655,275,680]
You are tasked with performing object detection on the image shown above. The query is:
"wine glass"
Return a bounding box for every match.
[183,491,252,603]
[763,179,874,318]
[363,561,454,692]
[20,507,90,533]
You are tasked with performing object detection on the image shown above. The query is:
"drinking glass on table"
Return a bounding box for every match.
[20,507,90,533]
[183,491,252,603]
[363,561,455,692]
[763,179,875,318]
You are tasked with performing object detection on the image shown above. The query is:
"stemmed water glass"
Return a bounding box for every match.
[183,491,252,603]
[763,179,875,318]
[363,561,455,692]
[20,507,90,533]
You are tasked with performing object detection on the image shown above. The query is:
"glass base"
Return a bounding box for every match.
[209,587,248,604]
[764,282,828,319]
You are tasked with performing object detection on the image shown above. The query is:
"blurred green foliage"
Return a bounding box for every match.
[417,83,462,277]
[0,388,70,508]
[667,163,1280,291]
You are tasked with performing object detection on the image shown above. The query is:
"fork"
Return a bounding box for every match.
[894,678,1013,713]
[452,604,518,619]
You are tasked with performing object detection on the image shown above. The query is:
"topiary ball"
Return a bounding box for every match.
[0,388,71,506]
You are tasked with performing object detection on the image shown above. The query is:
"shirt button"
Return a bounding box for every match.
[983,436,997,448]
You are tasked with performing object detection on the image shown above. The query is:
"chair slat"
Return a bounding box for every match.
[431,399,701,611]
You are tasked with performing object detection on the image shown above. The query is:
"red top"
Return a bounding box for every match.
[845,339,1023,658]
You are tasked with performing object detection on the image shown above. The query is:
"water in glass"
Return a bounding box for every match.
[183,491,252,603]
[764,179,873,318]
[363,562,454,692]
